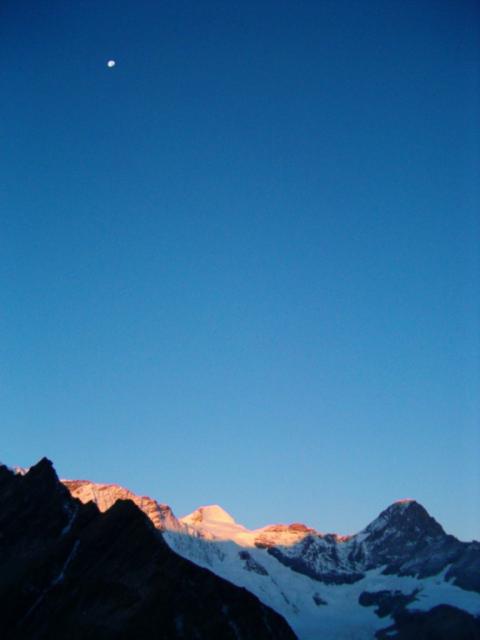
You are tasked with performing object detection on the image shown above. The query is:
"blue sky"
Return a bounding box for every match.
[1,0,479,539]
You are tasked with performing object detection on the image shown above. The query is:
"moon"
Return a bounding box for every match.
[107,60,116,68]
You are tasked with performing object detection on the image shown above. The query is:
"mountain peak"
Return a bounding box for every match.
[384,499,436,520]
[379,499,425,518]
[182,504,237,526]
[362,498,445,543]
[23,457,60,488]
[28,456,54,473]
[178,505,258,544]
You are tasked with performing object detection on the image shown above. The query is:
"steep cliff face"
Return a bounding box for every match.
[0,460,296,640]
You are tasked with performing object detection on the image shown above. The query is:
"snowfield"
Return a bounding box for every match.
[165,526,480,640]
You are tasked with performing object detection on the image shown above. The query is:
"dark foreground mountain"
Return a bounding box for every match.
[0,459,296,640]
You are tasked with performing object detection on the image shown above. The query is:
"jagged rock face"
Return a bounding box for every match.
[358,501,447,569]
[267,534,366,584]
[63,479,181,531]
[0,460,296,640]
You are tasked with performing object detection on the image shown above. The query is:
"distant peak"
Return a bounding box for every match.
[182,505,236,525]
[363,499,445,539]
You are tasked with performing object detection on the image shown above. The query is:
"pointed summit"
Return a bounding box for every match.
[27,456,54,474]
[354,499,448,573]
[23,457,60,490]
[366,499,445,539]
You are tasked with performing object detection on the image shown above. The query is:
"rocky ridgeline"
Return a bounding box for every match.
[65,478,478,593]
[63,479,181,532]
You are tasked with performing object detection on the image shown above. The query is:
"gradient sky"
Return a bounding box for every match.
[1,0,479,540]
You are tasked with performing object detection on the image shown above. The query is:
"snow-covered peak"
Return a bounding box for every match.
[180,505,259,545]
[182,505,237,526]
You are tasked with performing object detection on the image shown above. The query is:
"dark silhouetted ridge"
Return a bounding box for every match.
[0,459,296,640]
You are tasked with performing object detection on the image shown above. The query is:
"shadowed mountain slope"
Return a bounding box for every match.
[0,459,296,640]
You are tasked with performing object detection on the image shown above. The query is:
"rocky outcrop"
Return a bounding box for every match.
[0,459,296,640]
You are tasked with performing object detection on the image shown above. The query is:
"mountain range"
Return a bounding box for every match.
[2,458,479,639]
[63,473,480,639]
